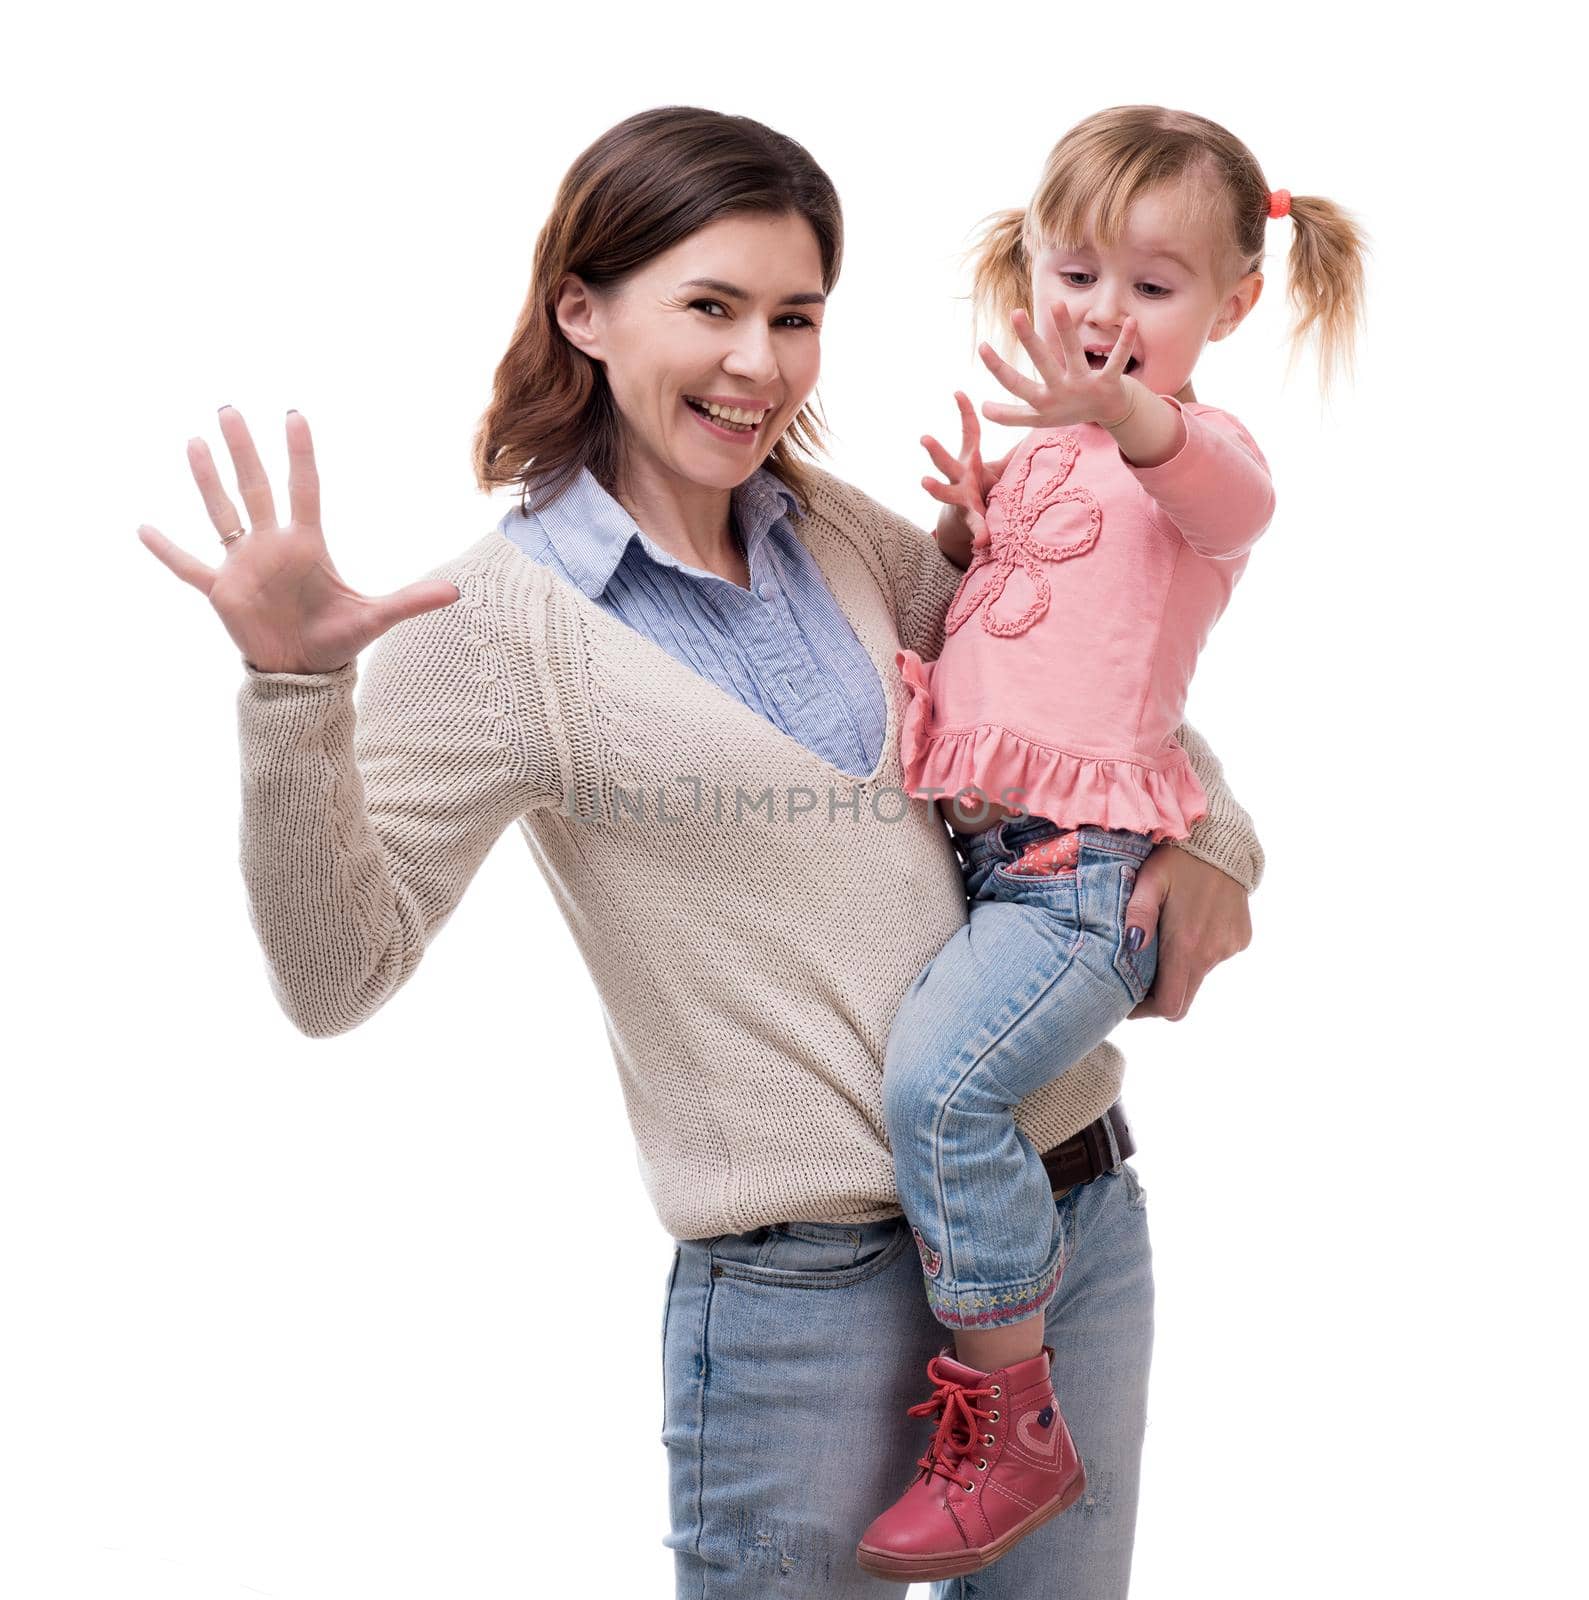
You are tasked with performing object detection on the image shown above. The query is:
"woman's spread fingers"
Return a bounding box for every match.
[215,406,279,531]
[137,523,217,595]
[185,436,248,540]
[380,579,463,630]
[977,342,1042,405]
[283,410,321,531]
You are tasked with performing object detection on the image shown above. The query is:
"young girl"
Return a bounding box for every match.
[855,106,1368,1584]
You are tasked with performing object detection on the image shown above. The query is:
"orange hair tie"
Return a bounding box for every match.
[1268,189,1292,221]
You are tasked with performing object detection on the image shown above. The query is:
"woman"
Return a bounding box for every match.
[137,106,1260,1598]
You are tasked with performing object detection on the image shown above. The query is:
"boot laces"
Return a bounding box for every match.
[907,1355,997,1486]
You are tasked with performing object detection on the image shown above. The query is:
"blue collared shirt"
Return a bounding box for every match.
[498,467,888,778]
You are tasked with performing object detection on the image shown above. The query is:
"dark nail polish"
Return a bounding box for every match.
[218,404,231,414]
[1127,927,1145,953]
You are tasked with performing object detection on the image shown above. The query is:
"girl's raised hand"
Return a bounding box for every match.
[921,391,1008,553]
[137,407,462,675]
[978,302,1137,431]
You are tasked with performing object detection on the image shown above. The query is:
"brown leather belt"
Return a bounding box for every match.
[1041,1102,1135,1197]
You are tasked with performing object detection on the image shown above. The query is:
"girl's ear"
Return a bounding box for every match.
[1209,270,1264,343]
[554,274,606,360]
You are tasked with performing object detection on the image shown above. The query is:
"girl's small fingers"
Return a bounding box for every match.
[921,476,958,506]
[137,523,217,595]
[1011,307,1067,388]
[920,434,963,481]
[981,400,1042,429]
[1105,318,1137,375]
[953,390,981,453]
[1048,299,1087,369]
[978,342,1042,406]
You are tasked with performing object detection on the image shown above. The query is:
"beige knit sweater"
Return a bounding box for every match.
[237,468,1263,1240]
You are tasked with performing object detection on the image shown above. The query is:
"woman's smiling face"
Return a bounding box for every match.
[555,211,826,497]
[1027,185,1260,399]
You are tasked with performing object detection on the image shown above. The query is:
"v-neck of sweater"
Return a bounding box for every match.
[494,513,898,790]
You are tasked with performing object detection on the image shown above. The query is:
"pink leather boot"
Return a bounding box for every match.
[855,1344,1085,1583]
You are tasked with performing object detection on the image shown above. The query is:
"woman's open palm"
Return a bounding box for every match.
[137,407,462,674]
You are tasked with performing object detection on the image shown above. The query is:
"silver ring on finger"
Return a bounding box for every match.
[218,526,246,547]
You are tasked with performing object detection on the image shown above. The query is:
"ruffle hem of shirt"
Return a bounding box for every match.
[895,648,1208,845]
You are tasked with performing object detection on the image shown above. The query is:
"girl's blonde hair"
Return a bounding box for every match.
[968,105,1369,396]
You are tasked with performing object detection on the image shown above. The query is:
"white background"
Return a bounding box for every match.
[5,2,1582,1595]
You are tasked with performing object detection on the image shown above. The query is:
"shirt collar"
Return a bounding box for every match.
[522,465,801,600]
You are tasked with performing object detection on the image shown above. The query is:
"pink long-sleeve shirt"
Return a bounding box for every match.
[895,396,1275,842]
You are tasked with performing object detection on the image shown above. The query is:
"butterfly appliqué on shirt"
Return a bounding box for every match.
[944,431,1102,639]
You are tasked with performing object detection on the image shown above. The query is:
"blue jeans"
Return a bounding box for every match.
[882,815,1158,1330]
[660,1162,1154,1597]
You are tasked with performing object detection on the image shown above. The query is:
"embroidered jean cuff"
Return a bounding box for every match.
[920,1253,1065,1331]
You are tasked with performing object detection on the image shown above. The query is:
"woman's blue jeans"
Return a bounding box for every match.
[659,816,1159,1596]
[660,1163,1153,1597]
[882,815,1158,1331]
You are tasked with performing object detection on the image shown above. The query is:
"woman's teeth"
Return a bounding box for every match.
[684,397,767,432]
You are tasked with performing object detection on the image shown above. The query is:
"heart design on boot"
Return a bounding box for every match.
[1015,1403,1062,1460]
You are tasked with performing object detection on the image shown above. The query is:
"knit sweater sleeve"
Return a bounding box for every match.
[1169,720,1265,892]
[234,560,563,1037]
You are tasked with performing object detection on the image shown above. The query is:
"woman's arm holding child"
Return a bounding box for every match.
[1122,723,1263,1020]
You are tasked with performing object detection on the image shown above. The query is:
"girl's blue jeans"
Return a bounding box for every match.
[884,814,1158,1331]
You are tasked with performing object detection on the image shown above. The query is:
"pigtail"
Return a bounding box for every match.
[1273,194,1372,398]
[964,208,1034,363]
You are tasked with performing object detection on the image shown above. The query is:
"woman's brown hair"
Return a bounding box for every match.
[472,106,843,515]
[967,105,1370,397]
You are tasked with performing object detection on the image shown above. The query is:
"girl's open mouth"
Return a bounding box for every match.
[1084,351,1141,375]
